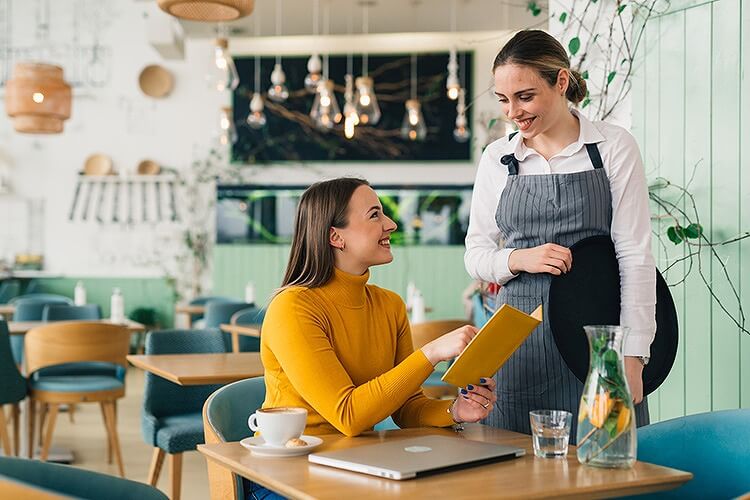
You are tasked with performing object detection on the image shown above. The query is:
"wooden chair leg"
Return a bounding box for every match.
[11,403,20,456]
[0,405,12,456]
[39,404,59,462]
[169,452,183,500]
[147,447,166,486]
[103,401,125,478]
[38,403,48,447]
[99,403,113,464]
[26,399,36,459]
[68,404,76,423]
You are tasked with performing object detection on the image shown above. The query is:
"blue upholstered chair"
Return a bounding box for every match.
[142,329,226,500]
[187,295,233,327]
[634,409,750,498]
[10,296,73,365]
[42,304,102,322]
[472,293,492,328]
[203,377,266,500]
[25,322,130,477]
[0,320,27,456]
[0,456,168,500]
[203,301,253,351]
[0,280,20,304]
[229,306,266,352]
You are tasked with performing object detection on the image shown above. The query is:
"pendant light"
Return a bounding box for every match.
[5,63,72,134]
[453,51,471,142]
[446,0,460,100]
[304,0,323,92]
[207,36,240,92]
[309,2,340,130]
[157,0,254,22]
[354,3,381,125]
[343,3,359,139]
[246,12,267,129]
[218,106,237,145]
[401,54,426,141]
[267,0,289,102]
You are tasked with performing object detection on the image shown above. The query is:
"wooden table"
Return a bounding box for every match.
[0,304,15,318]
[174,304,205,328]
[198,425,692,499]
[220,323,261,353]
[8,319,146,335]
[127,352,263,385]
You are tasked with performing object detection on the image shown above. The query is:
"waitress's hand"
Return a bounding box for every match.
[421,325,479,365]
[451,377,497,423]
[624,357,644,404]
[508,243,572,275]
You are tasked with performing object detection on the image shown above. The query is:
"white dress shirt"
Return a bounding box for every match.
[464,109,656,357]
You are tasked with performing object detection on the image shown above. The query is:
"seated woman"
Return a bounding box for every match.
[261,177,496,437]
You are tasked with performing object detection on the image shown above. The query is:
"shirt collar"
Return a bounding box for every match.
[510,108,606,162]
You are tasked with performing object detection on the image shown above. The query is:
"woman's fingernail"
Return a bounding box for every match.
[460,388,468,395]
[480,378,487,384]
[467,385,474,390]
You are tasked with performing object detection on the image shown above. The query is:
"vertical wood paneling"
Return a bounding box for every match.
[633,0,750,420]
[710,0,742,410]
[654,10,687,421]
[682,3,714,415]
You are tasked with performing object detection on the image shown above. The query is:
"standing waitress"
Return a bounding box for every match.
[465,30,655,437]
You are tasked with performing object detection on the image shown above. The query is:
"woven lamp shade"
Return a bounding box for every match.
[157,0,254,21]
[5,63,72,134]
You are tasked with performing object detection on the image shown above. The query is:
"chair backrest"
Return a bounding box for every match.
[203,377,265,500]
[203,301,251,329]
[410,319,470,350]
[637,409,750,498]
[188,296,233,321]
[472,293,492,328]
[10,294,73,306]
[0,320,26,405]
[0,456,168,500]
[24,322,130,375]
[230,307,266,352]
[142,330,226,423]
[42,304,102,322]
[0,280,21,304]
[12,298,73,322]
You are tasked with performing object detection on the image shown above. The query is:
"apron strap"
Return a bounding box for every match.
[585,143,604,169]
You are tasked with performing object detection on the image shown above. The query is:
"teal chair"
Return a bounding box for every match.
[0,280,20,304]
[634,409,750,498]
[203,377,266,500]
[10,296,73,365]
[11,293,72,304]
[229,306,266,352]
[203,301,253,351]
[142,329,226,500]
[42,304,102,322]
[188,295,233,327]
[0,456,167,499]
[0,320,26,456]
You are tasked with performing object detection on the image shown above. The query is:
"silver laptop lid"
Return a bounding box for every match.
[308,435,525,480]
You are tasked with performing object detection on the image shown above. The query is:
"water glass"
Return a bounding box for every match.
[529,410,572,458]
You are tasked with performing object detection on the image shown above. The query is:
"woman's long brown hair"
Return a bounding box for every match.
[280,177,370,290]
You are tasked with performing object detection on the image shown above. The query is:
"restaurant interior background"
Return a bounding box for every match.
[1,0,749,451]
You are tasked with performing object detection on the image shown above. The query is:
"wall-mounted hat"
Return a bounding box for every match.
[548,235,679,396]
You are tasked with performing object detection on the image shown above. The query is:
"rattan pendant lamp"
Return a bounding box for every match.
[157,0,254,22]
[5,63,72,134]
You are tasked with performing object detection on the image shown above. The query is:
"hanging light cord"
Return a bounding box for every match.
[254,9,261,92]
[451,0,457,33]
[347,1,353,75]
[411,53,417,100]
[323,0,330,79]
[313,0,319,37]
[275,0,282,65]
[362,4,369,78]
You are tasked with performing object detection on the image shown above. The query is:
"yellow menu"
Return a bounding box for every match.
[441,304,542,387]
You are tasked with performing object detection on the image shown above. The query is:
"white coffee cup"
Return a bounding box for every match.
[248,407,307,447]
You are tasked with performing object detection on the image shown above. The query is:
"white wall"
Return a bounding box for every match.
[1,0,516,279]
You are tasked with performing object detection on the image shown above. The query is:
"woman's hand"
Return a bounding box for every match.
[420,325,479,365]
[508,243,572,275]
[624,357,644,404]
[452,377,497,423]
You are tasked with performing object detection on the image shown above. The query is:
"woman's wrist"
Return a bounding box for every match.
[447,399,463,424]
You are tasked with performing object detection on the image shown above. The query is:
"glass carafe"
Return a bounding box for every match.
[576,325,636,468]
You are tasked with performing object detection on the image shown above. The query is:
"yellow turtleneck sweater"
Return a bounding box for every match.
[261,267,454,436]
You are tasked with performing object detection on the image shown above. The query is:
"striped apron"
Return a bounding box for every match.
[485,138,649,441]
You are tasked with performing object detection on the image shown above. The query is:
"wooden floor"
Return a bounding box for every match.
[40,368,210,500]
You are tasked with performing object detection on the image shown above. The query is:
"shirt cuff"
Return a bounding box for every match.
[622,331,654,357]
[496,248,519,283]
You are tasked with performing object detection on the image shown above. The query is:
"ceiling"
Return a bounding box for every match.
[177,0,549,38]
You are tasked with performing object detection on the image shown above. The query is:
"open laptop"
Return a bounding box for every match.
[308,435,524,480]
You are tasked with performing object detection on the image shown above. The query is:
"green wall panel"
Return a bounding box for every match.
[34,277,175,328]
[633,0,750,421]
[213,245,472,320]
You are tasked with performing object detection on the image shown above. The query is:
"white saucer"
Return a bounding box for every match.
[240,435,323,457]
